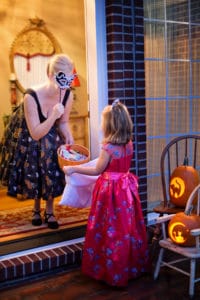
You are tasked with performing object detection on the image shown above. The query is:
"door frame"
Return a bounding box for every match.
[84,0,108,158]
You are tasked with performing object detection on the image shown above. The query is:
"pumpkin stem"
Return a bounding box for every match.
[183,156,189,166]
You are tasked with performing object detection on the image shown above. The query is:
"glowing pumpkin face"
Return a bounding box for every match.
[168,212,200,246]
[169,164,200,208]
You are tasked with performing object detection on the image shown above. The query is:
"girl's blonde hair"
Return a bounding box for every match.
[101,100,133,144]
[47,54,74,76]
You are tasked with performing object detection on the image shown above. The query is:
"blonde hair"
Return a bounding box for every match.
[47,54,74,76]
[101,101,133,144]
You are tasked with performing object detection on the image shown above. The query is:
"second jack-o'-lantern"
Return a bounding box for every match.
[169,157,200,207]
[168,211,200,246]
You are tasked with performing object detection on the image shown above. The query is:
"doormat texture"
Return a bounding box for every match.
[0,200,90,238]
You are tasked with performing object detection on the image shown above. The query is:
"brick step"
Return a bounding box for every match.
[0,238,84,286]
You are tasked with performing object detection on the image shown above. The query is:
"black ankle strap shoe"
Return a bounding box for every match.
[44,211,59,229]
[32,210,42,226]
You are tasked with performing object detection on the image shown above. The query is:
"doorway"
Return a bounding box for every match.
[0,0,107,255]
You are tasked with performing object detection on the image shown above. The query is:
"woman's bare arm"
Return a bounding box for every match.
[58,91,74,144]
[24,94,64,141]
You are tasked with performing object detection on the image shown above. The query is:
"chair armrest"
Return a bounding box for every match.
[154,214,176,240]
[155,214,176,224]
[190,228,200,236]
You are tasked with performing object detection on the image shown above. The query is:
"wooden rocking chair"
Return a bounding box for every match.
[154,183,200,298]
[154,134,200,215]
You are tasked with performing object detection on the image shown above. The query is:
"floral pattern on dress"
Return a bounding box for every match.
[0,91,66,200]
[81,141,151,286]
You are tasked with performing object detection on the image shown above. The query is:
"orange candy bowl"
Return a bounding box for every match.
[57,144,90,169]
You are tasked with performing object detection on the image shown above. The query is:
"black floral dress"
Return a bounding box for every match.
[0,89,70,200]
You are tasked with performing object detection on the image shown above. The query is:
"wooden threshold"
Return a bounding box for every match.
[0,222,87,256]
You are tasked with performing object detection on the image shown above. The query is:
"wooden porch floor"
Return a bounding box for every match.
[0,263,200,300]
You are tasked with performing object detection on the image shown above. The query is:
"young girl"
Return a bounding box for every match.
[64,100,150,286]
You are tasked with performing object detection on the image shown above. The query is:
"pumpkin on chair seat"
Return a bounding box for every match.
[168,212,200,246]
[169,157,200,208]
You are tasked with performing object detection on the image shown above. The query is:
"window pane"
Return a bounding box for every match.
[166,0,189,22]
[168,99,190,134]
[144,0,164,19]
[147,176,163,206]
[147,138,167,204]
[144,22,165,59]
[167,23,189,59]
[192,98,200,132]
[191,26,200,60]
[192,62,200,96]
[146,100,166,136]
[145,61,166,98]
[191,0,200,24]
[168,61,189,96]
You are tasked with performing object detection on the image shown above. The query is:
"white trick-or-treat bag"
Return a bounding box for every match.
[59,159,98,208]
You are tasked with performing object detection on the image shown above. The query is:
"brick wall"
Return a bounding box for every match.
[105,0,147,217]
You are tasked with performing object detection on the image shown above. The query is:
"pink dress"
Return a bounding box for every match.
[82,141,150,286]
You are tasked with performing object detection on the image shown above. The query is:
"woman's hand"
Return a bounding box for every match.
[66,131,74,145]
[52,103,65,120]
[59,121,74,145]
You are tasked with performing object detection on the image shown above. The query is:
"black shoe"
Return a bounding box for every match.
[44,211,59,229]
[32,210,42,226]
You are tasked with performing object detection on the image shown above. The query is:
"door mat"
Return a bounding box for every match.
[0,200,90,238]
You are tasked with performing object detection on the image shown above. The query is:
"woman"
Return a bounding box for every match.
[0,54,75,229]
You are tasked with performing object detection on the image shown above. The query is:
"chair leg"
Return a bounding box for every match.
[154,248,164,280]
[189,259,196,298]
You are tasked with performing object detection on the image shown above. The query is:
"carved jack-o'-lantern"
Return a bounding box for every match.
[168,212,200,246]
[169,157,200,207]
